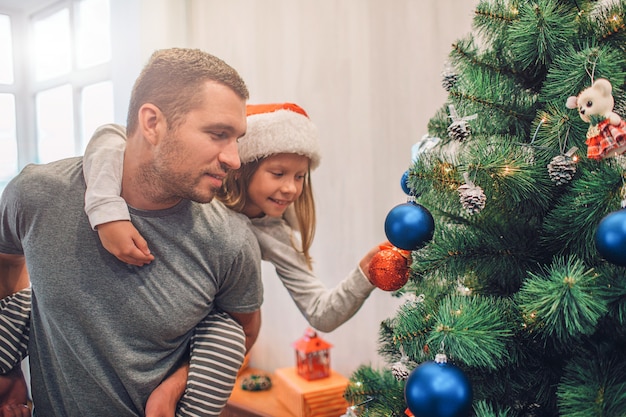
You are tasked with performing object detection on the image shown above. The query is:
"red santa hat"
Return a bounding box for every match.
[239,103,321,170]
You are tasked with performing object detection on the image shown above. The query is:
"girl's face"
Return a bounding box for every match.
[242,153,310,218]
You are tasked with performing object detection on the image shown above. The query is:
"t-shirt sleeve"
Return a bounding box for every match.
[83,124,130,230]
[0,167,29,255]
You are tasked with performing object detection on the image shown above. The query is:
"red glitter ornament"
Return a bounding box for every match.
[368,245,410,291]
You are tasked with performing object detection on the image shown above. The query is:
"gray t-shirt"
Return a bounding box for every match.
[0,157,263,417]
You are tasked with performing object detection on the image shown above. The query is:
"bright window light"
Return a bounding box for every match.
[81,80,114,151]
[0,14,13,84]
[0,94,17,180]
[76,0,112,69]
[33,9,71,81]
[36,84,75,163]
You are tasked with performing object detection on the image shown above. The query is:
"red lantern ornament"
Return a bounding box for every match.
[368,244,411,291]
[293,328,333,380]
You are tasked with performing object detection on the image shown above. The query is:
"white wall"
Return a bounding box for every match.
[133,0,477,377]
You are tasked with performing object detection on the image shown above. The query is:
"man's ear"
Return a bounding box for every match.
[137,103,166,146]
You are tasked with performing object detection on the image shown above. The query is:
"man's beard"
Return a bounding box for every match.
[137,141,220,205]
[146,167,218,205]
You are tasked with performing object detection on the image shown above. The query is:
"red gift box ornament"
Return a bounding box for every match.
[293,328,333,380]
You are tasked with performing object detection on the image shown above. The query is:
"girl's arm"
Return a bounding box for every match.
[250,216,378,333]
[83,124,153,266]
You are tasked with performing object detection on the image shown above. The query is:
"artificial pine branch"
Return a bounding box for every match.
[508,0,579,72]
[426,295,514,370]
[540,160,623,262]
[344,366,406,417]
[516,257,608,346]
[557,344,626,417]
[541,43,626,106]
[451,36,520,81]
[474,0,521,43]
[580,0,626,47]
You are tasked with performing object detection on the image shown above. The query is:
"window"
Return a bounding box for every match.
[33,8,72,81]
[0,0,113,194]
[0,94,17,182]
[0,14,15,192]
[35,84,75,164]
[0,14,13,84]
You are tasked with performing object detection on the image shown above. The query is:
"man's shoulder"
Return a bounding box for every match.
[9,157,83,195]
[18,157,82,181]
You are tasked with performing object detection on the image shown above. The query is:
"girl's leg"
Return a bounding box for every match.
[177,311,246,417]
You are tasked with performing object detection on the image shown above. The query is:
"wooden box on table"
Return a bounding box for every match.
[273,367,349,417]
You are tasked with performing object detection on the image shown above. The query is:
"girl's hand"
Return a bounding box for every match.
[97,221,155,266]
[359,241,389,277]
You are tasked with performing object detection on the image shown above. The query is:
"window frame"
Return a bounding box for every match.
[30,0,113,160]
[0,0,118,186]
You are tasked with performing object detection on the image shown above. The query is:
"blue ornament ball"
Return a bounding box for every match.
[401,170,411,195]
[404,361,473,417]
[595,208,626,267]
[384,202,435,251]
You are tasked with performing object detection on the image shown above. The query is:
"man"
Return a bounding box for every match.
[0,48,263,416]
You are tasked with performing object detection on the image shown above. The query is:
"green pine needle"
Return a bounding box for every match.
[344,366,406,417]
[427,294,514,370]
[557,346,626,417]
[516,257,608,345]
[508,0,579,71]
[473,400,513,417]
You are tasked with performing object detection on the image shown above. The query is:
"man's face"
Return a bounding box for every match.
[154,81,247,204]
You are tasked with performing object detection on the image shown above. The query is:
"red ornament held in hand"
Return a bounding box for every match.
[368,244,411,291]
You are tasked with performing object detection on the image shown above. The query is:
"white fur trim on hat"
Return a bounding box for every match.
[239,108,321,170]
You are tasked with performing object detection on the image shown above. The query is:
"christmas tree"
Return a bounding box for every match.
[344,1,626,416]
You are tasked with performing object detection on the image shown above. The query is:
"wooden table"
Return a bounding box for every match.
[221,367,295,417]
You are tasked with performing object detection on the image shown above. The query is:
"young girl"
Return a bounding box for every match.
[0,103,383,416]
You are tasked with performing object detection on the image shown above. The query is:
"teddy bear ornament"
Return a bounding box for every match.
[566,78,626,160]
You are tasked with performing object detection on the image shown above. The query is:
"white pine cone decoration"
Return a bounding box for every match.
[447,120,471,142]
[547,148,578,185]
[458,173,486,215]
[391,360,410,381]
[441,70,459,92]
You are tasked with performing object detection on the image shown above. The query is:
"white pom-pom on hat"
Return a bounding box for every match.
[239,103,321,170]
